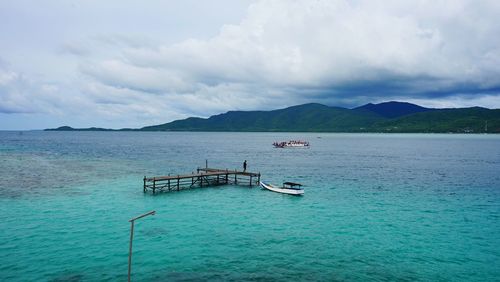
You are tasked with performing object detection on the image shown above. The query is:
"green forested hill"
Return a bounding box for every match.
[372,107,500,133]
[46,102,500,133]
[140,103,386,132]
[138,103,500,133]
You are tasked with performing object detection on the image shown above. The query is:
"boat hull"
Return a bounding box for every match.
[260,181,304,195]
[273,141,310,148]
[273,144,309,148]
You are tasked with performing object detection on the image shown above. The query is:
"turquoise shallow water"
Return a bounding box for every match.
[0,131,499,281]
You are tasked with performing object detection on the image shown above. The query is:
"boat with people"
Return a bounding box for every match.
[272,140,310,148]
[259,181,304,196]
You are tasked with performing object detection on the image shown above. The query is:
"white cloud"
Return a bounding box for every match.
[0,66,37,114]
[0,69,18,86]
[81,60,199,94]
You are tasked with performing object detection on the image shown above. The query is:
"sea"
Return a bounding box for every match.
[0,131,499,281]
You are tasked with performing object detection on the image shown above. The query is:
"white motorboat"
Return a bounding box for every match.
[273,140,309,148]
[260,181,304,196]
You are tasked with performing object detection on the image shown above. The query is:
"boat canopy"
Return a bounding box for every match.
[283,182,303,189]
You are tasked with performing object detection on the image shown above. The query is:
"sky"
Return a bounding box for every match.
[1,0,500,130]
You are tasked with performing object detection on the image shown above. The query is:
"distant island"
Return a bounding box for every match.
[46,101,500,133]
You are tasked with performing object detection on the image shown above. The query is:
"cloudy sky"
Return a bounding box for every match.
[1,0,500,130]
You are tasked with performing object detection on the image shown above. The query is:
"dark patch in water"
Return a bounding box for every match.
[150,271,295,282]
[49,273,84,282]
[142,227,169,237]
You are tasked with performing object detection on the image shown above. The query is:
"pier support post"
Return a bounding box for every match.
[143,176,146,193]
[250,176,253,187]
[177,177,180,191]
[153,178,156,194]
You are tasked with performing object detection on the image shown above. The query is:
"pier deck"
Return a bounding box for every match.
[143,167,261,194]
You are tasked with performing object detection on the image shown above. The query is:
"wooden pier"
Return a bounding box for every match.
[143,167,261,194]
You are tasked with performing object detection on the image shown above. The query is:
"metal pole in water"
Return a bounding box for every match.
[128,210,156,282]
[128,221,134,282]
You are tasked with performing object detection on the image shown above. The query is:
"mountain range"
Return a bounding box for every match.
[46,101,500,133]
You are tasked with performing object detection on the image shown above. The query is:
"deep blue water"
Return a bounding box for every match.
[0,131,499,281]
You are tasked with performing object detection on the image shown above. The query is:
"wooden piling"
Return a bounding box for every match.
[153,177,156,194]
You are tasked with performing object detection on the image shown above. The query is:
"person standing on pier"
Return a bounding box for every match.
[243,160,247,172]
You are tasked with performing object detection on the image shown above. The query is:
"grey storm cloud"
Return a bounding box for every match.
[83,0,500,103]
